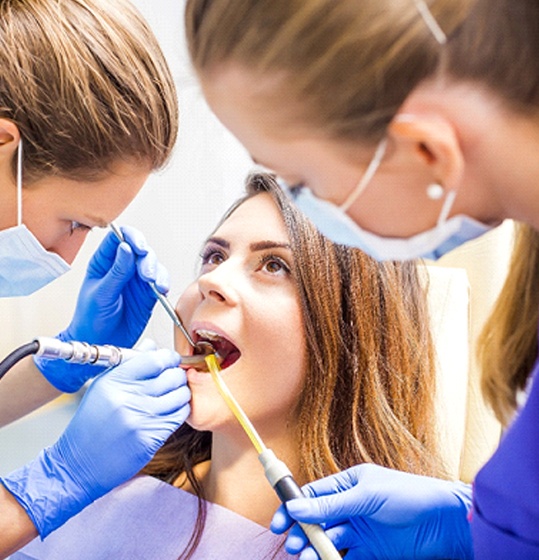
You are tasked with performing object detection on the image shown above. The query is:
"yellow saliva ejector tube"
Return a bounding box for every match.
[205,354,264,454]
[205,355,341,560]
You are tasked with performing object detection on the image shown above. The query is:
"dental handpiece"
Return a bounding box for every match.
[109,222,197,348]
[34,337,135,367]
[34,337,218,371]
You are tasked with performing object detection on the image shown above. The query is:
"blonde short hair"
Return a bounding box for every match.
[185,0,469,143]
[0,0,178,181]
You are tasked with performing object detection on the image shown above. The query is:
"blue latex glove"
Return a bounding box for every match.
[272,464,473,560]
[35,225,169,392]
[1,347,190,537]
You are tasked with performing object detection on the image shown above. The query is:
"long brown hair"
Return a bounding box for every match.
[144,173,443,558]
[0,0,178,182]
[185,0,539,425]
[478,223,539,425]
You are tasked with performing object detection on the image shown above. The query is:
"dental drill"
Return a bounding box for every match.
[0,337,219,381]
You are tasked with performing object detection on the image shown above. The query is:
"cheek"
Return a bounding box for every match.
[276,301,306,407]
[246,296,306,399]
[244,343,306,423]
[22,204,65,250]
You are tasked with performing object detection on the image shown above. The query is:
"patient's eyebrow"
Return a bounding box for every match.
[205,236,229,249]
[250,241,291,252]
[205,238,291,252]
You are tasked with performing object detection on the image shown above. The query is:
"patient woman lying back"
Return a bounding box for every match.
[14,173,444,559]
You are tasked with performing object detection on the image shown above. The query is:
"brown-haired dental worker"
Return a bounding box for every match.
[0,0,190,557]
[185,0,539,558]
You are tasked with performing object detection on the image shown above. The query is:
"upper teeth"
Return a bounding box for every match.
[196,329,221,341]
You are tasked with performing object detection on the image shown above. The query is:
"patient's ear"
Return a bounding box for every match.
[389,113,464,191]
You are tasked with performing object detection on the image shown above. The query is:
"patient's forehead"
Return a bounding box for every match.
[213,193,290,246]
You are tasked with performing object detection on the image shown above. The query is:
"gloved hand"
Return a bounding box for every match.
[272,463,473,560]
[1,346,190,537]
[35,225,169,392]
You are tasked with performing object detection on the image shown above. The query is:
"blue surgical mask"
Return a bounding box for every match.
[283,139,494,261]
[0,140,70,297]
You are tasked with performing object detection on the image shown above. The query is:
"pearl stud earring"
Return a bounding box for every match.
[426,183,444,200]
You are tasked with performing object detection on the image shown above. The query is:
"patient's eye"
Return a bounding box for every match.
[200,246,226,268]
[259,254,291,276]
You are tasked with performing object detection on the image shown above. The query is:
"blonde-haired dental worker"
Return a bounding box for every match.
[185,0,539,558]
[0,0,190,557]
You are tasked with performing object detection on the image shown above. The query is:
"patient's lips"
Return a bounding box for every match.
[194,328,241,370]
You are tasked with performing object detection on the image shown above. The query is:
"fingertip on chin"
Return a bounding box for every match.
[270,520,287,535]
[284,535,308,555]
[270,507,293,534]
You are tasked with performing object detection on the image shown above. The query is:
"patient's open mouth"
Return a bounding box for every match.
[194,329,241,370]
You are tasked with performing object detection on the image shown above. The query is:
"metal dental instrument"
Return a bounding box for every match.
[109,222,221,369]
[109,222,197,347]
[0,336,218,382]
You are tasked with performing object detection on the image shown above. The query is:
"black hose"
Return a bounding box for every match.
[0,340,40,381]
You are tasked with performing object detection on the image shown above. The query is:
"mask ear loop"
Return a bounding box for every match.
[413,0,447,45]
[17,139,23,227]
[436,188,457,226]
[340,139,388,213]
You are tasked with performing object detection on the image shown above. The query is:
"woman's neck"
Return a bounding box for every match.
[197,430,301,527]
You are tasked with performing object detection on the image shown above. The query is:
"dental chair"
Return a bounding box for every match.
[425,220,513,482]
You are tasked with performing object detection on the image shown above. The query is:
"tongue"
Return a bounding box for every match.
[211,338,240,369]
[221,350,241,369]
